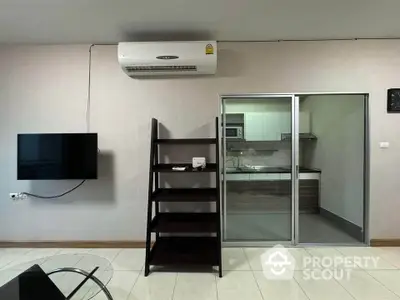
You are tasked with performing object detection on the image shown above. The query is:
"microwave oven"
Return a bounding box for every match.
[225,126,244,139]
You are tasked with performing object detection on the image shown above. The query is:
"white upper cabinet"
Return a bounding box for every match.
[244,111,311,141]
[244,112,281,141]
[244,113,264,141]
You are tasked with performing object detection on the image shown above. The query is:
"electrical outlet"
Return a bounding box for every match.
[9,193,27,200]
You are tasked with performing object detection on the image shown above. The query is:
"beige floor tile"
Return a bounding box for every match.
[367,270,400,297]
[295,270,355,300]
[128,271,177,300]
[222,248,251,270]
[89,249,121,263]
[244,248,271,271]
[112,249,145,271]
[254,271,309,300]
[367,247,400,269]
[306,247,361,270]
[336,247,396,270]
[216,271,263,300]
[337,269,399,300]
[173,273,217,300]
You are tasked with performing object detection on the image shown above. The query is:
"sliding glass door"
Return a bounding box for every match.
[221,95,298,244]
[221,93,367,246]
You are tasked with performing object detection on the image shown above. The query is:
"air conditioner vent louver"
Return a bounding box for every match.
[125,65,197,72]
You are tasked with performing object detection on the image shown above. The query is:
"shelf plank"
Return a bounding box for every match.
[150,237,219,266]
[156,138,217,144]
[152,188,218,202]
[150,213,218,233]
[153,163,217,173]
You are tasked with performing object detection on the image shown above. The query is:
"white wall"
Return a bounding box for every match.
[1,41,400,241]
[302,95,365,227]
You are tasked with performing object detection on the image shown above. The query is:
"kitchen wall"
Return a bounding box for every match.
[302,95,365,227]
[225,144,293,168]
[1,41,400,241]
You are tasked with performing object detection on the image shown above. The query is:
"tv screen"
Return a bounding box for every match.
[18,133,98,180]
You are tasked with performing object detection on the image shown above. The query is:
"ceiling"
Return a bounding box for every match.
[1,0,400,44]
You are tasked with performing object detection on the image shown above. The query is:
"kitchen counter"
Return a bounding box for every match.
[226,167,321,174]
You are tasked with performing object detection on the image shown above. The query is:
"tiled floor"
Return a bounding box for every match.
[2,247,400,299]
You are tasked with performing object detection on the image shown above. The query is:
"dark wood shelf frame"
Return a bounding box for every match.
[150,213,218,233]
[144,117,222,277]
[149,237,219,266]
[153,163,217,173]
[156,138,217,144]
[151,188,218,202]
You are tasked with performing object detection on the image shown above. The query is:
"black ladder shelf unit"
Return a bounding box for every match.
[144,117,222,277]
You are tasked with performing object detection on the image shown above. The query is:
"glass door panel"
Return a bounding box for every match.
[297,94,365,244]
[222,95,296,242]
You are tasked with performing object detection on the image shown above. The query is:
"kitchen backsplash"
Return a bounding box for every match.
[226,141,303,167]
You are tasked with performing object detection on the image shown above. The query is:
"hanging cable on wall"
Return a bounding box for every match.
[86,44,94,133]
[22,180,87,199]
[22,44,97,199]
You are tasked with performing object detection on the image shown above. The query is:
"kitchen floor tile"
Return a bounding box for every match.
[299,214,361,244]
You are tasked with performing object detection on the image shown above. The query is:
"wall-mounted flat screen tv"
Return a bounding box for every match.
[18,133,98,180]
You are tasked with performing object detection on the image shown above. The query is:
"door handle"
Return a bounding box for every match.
[296,165,299,179]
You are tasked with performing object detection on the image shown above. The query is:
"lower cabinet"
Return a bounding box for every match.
[226,176,319,213]
[298,179,320,212]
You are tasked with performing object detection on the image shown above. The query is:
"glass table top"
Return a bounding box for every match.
[0,253,113,300]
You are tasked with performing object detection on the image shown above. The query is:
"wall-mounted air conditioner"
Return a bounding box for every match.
[118,41,217,77]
